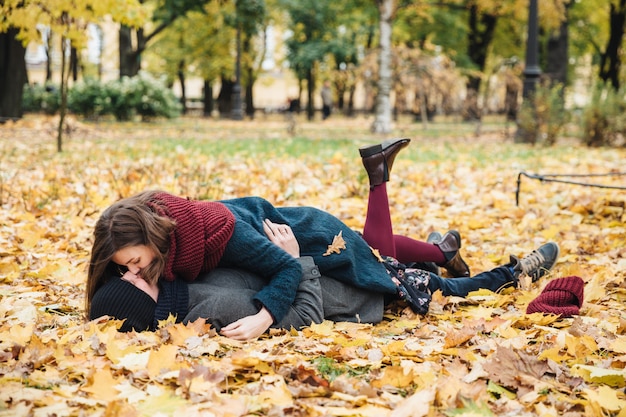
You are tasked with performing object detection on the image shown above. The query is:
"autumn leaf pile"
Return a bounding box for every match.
[1,116,626,417]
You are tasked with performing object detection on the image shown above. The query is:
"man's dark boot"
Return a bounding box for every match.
[432,230,471,277]
[359,138,411,187]
[512,242,560,283]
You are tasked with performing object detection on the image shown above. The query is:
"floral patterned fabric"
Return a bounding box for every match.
[383,256,432,315]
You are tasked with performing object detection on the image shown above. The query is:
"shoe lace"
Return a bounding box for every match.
[520,250,546,276]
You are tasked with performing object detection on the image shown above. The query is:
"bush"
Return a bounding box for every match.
[127,72,182,121]
[517,82,570,145]
[22,83,61,115]
[103,77,136,121]
[67,78,109,119]
[581,83,626,147]
[102,73,182,121]
[23,73,182,121]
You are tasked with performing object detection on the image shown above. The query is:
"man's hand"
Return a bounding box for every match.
[120,271,159,302]
[263,219,300,258]
[219,307,273,340]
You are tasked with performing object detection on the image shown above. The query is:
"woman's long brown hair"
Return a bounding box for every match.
[85,190,176,317]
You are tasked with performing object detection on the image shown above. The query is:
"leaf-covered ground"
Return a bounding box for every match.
[1,115,626,417]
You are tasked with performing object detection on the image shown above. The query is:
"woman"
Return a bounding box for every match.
[87,138,560,339]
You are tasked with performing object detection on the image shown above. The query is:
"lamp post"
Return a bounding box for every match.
[231,23,243,120]
[516,0,540,142]
[522,0,541,99]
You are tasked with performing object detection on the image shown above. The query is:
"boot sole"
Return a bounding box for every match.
[359,138,411,158]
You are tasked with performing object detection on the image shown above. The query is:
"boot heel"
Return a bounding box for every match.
[359,138,411,186]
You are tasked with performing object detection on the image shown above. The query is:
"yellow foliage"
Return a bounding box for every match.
[80,365,124,400]
[1,323,34,346]
[371,365,416,389]
[572,364,626,387]
[2,118,626,415]
[2,0,146,46]
[147,344,180,378]
[583,385,626,412]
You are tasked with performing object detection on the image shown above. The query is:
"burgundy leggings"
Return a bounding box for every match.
[362,183,446,265]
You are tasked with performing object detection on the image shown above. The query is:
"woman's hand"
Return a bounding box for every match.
[263,219,300,258]
[219,307,273,340]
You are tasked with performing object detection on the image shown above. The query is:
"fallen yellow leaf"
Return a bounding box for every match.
[80,366,123,401]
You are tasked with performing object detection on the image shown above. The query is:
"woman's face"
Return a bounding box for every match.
[112,244,155,275]
[112,245,159,301]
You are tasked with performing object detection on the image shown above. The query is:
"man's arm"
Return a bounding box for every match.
[219,220,305,340]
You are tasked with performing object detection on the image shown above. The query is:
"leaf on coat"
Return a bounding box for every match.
[323,231,346,256]
[370,247,384,262]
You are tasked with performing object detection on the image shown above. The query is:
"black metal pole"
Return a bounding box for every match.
[231,24,243,120]
[516,0,541,142]
[522,0,541,99]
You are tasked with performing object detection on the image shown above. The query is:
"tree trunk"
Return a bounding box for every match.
[366,21,375,50]
[242,35,256,119]
[244,57,254,119]
[0,29,28,122]
[178,60,186,114]
[119,25,144,77]
[306,68,314,121]
[371,0,395,134]
[336,81,345,110]
[45,29,53,82]
[70,46,79,82]
[217,77,234,116]
[463,5,497,121]
[599,0,626,90]
[347,84,355,116]
[245,80,254,119]
[545,2,570,88]
[57,34,70,153]
[203,80,214,117]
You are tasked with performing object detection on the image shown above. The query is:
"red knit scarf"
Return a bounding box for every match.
[152,192,235,281]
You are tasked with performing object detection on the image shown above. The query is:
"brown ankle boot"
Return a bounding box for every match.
[432,230,471,277]
[359,138,411,187]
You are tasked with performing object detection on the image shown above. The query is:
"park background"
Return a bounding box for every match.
[2,1,626,416]
[1,0,625,145]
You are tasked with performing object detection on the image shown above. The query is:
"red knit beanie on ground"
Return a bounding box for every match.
[526,276,585,317]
